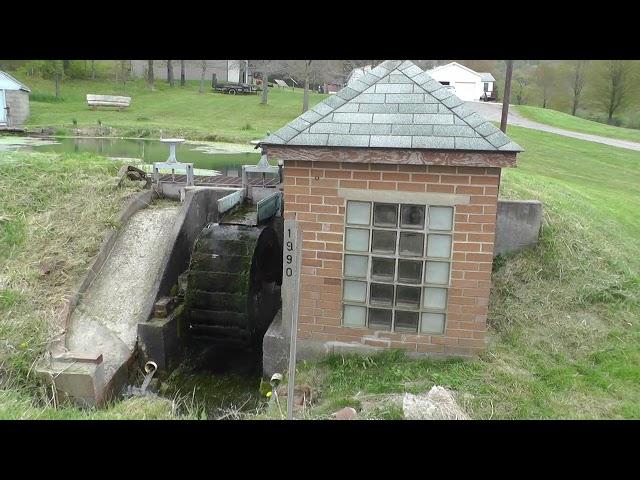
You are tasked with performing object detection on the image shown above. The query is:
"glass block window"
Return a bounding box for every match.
[342,200,454,335]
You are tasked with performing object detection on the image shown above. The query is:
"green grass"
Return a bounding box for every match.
[0,151,150,416]
[515,105,640,144]
[11,73,328,142]
[280,126,640,419]
[2,111,640,419]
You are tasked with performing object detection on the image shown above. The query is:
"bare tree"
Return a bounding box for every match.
[119,60,130,92]
[147,60,155,90]
[593,60,634,123]
[302,60,312,112]
[42,61,63,98]
[180,60,186,87]
[53,62,62,98]
[534,62,556,108]
[569,60,588,116]
[167,60,175,87]
[199,60,207,94]
[249,60,273,105]
[281,60,316,111]
[513,75,529,105]
[500,60,513,133]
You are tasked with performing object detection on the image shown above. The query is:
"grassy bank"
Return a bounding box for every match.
[0,151,182,417]
[271,126,640,419]
[11,73,328,143]
[516,105,640,144]
[2,124,639,419]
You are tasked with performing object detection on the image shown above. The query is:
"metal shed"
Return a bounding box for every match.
[0,71,31,128]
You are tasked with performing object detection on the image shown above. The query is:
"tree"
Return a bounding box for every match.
[500,60,513,133]
[592,60,634,123]
[41,61,64,98]
[118,60,130,92]
[91,60,95,80]
[533,62,557,108]
[513,74,529,105]
[568,60,588,116]
[302,60,312,112]
[281,60,316,112]
[180,60,186,87]
[167,60,175,87]
[249,60,273,105]
[147,60,155,90]
[199,60,207,94]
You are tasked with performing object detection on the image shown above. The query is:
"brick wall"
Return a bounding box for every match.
[281,159,501,357]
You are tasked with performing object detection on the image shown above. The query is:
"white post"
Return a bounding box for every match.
[283,217,301,420]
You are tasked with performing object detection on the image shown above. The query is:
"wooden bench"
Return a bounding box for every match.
[86,94,132,111]
[274,79,290,89]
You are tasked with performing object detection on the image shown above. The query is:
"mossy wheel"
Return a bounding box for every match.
[184,221,282,349]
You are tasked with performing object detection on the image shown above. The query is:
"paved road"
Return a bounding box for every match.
[465,101,640,152]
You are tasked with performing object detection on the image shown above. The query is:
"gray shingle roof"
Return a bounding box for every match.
[480,72,496,82]
[260,60,522,153]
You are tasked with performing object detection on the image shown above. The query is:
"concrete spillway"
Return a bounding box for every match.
[64,204,181,395]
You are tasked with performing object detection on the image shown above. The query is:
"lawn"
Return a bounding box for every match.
[278,126,640,419]
[11,72,328,143]
[1,122,639,419]
[515,105,640,144]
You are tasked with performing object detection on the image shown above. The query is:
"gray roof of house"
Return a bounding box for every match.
[480,72,496,82]
[260,60,522,153]
[0,71,31,92]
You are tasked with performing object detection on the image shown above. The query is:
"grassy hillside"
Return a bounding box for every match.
[516,105,640,144]
[1,127,639,419]
[12,73,328,142]
[273,126,640,419]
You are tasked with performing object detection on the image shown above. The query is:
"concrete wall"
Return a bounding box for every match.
[276,159,501,358]
[155,187,224,299]
[130,60,247,83]
[494,200,543,256]
[4,90,29,127]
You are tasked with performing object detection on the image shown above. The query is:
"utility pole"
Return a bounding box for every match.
[500,60,513,133]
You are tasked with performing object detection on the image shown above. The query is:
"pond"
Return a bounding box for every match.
[0,136,261,173]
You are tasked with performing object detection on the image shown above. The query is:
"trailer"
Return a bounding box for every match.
[212,74,258,95]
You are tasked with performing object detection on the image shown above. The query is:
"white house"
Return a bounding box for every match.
[425,62,496,102]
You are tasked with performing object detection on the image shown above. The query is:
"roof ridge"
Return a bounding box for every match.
[261,60,522,152]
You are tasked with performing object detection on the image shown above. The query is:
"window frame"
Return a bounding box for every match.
[342,200,454,335]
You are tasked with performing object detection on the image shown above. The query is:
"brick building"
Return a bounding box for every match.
[261,60,522,358]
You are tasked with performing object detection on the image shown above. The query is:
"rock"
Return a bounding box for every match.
[275,384,315,406]
[402,386,470,420]
[331,407,358,420]
[117,165,151,188]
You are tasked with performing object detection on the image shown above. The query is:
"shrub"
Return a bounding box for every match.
[30,92,64,103]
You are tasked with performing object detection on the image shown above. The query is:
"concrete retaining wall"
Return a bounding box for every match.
[155,187,225,299]
[494,199,543,256]
[51,190,155,356]
[138,187,228,371]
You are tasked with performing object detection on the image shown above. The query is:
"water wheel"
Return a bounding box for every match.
[183,218,283,349]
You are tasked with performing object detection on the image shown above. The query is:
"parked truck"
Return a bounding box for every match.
[212,74,258,95]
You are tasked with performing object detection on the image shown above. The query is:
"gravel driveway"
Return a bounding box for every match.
[465,101,640,152]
